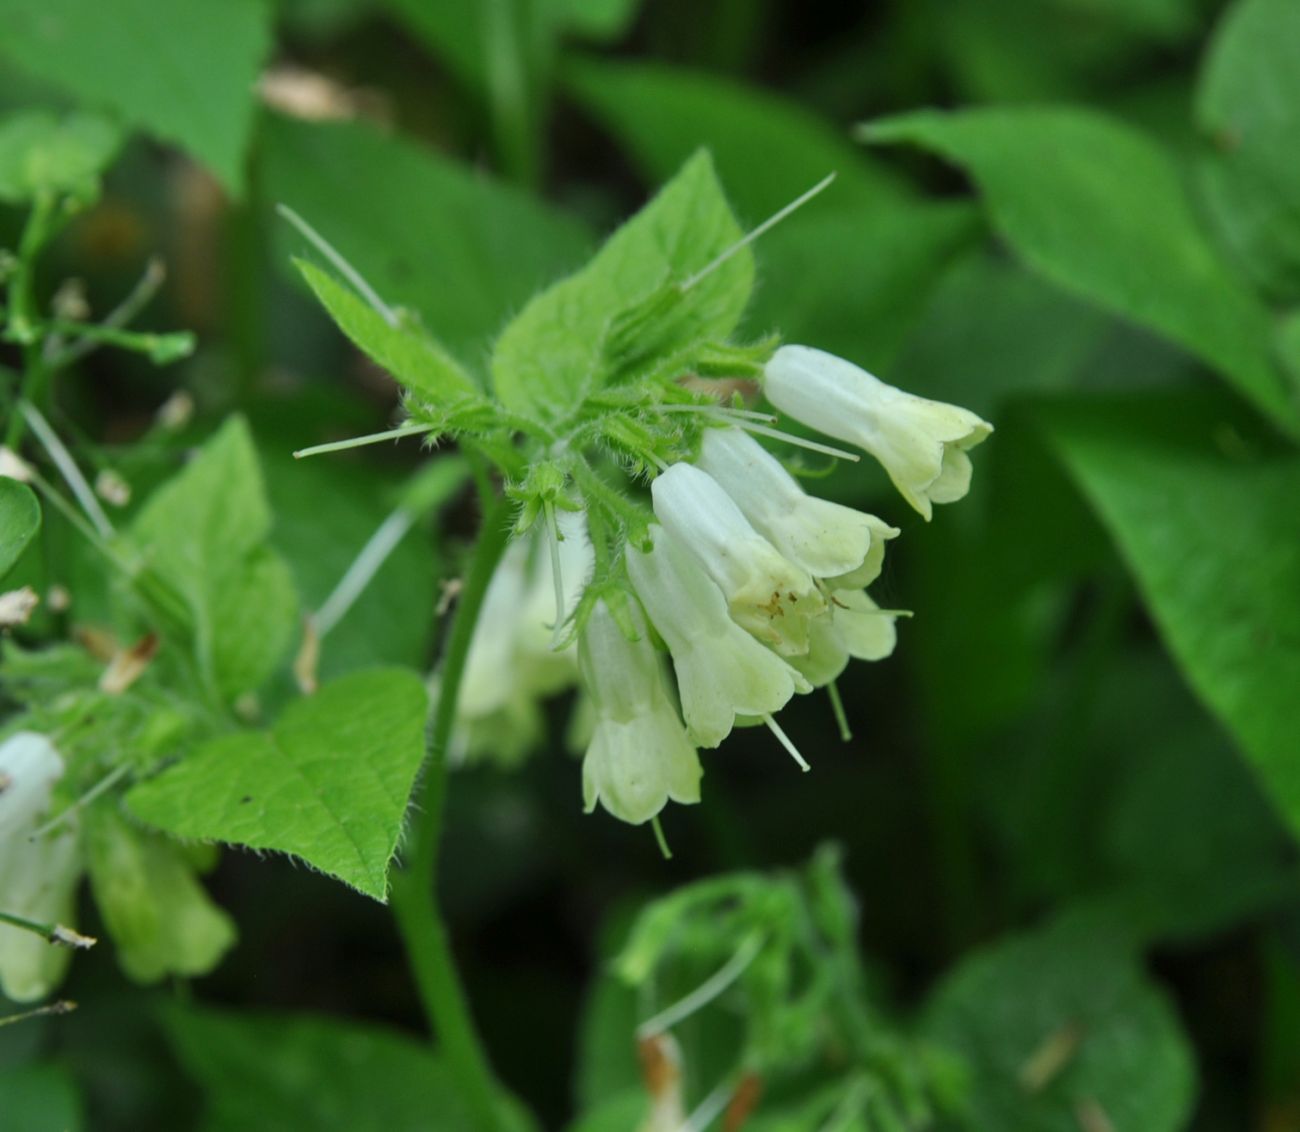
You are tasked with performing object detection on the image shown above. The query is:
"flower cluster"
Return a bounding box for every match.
[458,344,991,827]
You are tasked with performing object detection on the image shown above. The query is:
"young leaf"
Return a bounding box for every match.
[863,107,1298,435]
[0,0,271,194]
[0,478,41,581]
[0,110,121,204]
[294,259,484,408]
[126,669,429,902]
[1043,391,1300,838]
[126,416,297,703]
[491,150,752,422]
[264,115,589,362]
[1196,0,1300,301]
[161,1005,535,1132]
[924,912,1195,1132]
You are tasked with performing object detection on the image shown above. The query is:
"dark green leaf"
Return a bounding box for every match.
[0,478,40,581]
[263,115,590,364]
[1044,392,1300,837]
[1196,0,1300,300]
[0,0,271,193]
[162,1005,498,1132]
[0,1065,83,1132]
[864,107,1298,434]
[565,57,905,221]
[924,913,1195,1132]
[126,668,429,901]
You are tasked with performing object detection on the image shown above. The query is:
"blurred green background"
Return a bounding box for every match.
[2,0,1299,1129]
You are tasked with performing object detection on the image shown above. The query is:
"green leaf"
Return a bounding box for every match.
[564,58,905,221]
[126,668,429,901]
[161,1005,512,1132]
[263,115,590,363]
[863,107,1298,434]
[0,0,271,194]
[0,110,121,204]
[491,150,751,422]
[0,1065,84,1132]
[924,913,1195,1132]
[1043,392,1300,837]
[294,260,483,408]
[0,477,41,581]
[1196,0,1300,301]
[127,416,297,704]
[83,803,236,983]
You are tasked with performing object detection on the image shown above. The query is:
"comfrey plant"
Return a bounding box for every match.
[289,153,991,839]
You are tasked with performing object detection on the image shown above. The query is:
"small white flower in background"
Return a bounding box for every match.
[0,732,82,1002]
[0,586,40,627]
[579,599,701,825]
[628,525,808,748]
[763,345,992,520]
[695,427,899,581]
[651,463,825,656]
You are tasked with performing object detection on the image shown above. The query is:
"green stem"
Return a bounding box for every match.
[389,490,514,1132]
[5,195,58,450]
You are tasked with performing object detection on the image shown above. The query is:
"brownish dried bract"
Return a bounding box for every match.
[0,586,39,628]
[99,632,160,695]
[294,615,321,695]
[74,624,119,662]
[636,1031,686,1132]
[724,1072,763,1130]
[258,64,386,123]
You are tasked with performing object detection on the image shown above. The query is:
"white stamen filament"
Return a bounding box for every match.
[544,501,568,649]
[733,419,860,463]
[315,507,414,636]
[762,712,811,772]
[277,204,399,327]
[677,1079,736,1132]
[20,402,114,539]
[293,422,431,459]
[637,932,766,1040]
[29,763,130,838]
[679,172,837,292]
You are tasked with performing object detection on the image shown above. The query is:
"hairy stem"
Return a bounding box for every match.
[389,491,514,1132]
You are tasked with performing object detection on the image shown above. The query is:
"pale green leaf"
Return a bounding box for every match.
[0,477,41,580]
[863,107,1298,433]
[84,803,236,983]
[1196,0,1300,301]
[0,0,271,194]
[162,1005,526,1132]
[565,58,905,221]
[491,150,751,421]
[127,416,296,703]
[0,110,121,204]
[924,913,1195,1132]
[293,259,483,407]
[1044,392,1300,836]
[126,669,429,902]
[264,115,589,363]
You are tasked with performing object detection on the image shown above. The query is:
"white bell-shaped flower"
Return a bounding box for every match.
[628,525,809,748]
[0,731,82,1002]
[650,463,825,656]
[579,600,702,825]
[695,427,898,581]
[762,345,992,520]
[789,591,898,689]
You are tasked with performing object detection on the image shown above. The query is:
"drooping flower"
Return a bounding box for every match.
[627,524,808,748]
[0,731,82,1002]
[650,463,825,656]
[579,599,702,825]
[695,427,898,582]
[762,345,992,520]
[454,508,594,763]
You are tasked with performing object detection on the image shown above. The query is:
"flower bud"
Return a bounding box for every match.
[762,345,992,520]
